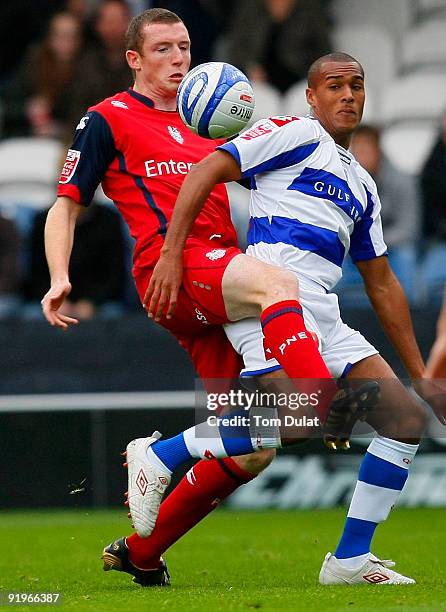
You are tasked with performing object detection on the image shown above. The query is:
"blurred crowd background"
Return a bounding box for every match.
[0,0,446,321]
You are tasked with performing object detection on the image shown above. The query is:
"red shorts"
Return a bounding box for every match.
[134,244,243,383]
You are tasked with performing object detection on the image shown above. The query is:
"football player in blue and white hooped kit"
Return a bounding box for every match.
[146,52,445,585]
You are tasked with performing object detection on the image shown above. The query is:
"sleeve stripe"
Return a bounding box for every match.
[57,183,82,204]
[217,141,241,167]
[349,185,383,262]
[240,141,319,178]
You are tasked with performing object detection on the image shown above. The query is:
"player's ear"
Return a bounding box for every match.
[126,49,141,71]
[306,87,314,108]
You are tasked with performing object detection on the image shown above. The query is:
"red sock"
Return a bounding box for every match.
[261,299,337,421]
[127,457,255,569]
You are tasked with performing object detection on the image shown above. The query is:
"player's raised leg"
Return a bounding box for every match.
[221,253,340,422]
[320,354,426,585]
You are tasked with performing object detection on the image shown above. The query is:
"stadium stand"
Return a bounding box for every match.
[415,0,446,16]
[248,82,282,126]
[332,25,396,114]
[400,19,446,72]
[282,79,309,117]
[381,71,446,125]
[330,0,412,40]
[381,121,438,176]
[0,137,62,208]
[2,0,446,311]
[379,72,446,175]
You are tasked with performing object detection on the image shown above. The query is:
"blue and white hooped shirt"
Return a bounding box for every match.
[218,115,387,291]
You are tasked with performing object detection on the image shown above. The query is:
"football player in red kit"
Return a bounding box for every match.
[42,8,263,586]
[41,8,372,586]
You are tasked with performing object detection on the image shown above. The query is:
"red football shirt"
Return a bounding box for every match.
[57,88,239,273]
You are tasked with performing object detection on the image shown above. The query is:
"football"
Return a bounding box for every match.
[177,62,255,139]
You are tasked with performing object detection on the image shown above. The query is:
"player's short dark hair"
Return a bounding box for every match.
[307,52,364,87]
[126,8,183,54]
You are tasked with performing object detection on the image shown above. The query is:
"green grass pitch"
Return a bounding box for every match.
[1,508,445,611]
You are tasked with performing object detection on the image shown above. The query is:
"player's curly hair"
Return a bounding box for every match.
[126,8,183,55]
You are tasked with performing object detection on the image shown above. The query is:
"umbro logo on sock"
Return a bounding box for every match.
[403,458,412,465]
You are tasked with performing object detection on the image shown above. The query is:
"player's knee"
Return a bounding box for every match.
[234,448,276,475]
[389,398,427,441]
[260,269,298,308]
[403,401,428,436]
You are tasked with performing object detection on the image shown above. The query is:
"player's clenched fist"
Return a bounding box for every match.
[41,280,78,330]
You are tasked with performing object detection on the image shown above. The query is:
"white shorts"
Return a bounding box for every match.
[224,275,378,379]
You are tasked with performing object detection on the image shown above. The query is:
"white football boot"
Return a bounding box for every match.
[319,552,416,585]
[125,432,171,538]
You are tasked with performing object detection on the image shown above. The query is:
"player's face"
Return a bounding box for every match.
[306,61,365,148]
[130,22,191,100]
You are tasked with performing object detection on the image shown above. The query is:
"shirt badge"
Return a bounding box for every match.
[111,100,128,109]
[168,125,184,144]
[59,149,81,184]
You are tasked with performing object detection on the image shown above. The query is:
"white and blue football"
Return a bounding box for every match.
[177,62,255,139]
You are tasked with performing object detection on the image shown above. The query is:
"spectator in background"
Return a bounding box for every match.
[227,0,331,93]
[421,111,446,242]
[2,12,83,138]
[419,111,446,303]
[23,202,128,319]
[166,0,227,67]
[0,1,56,92]
[64,0,97,47]
[67,0,132,130]
[350,124,420,298]
[0,211,21,318]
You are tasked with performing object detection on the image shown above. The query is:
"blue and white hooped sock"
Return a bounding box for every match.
[148,408,281,473]
[334,436,418,567]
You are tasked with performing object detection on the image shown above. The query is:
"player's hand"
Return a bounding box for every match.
[144,253,183,321]
[413,378,446,426]
[425,336,446,379]
[41,280,79,330]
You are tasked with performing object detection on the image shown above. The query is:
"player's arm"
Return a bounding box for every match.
[42,110,117,327]
[41,196,83,329]
[145,150,241,321]
[356,256,424,379]
[425,292,446,379]
[359,257,446,425]
[350,180,424,378]
[421,293,446,425]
